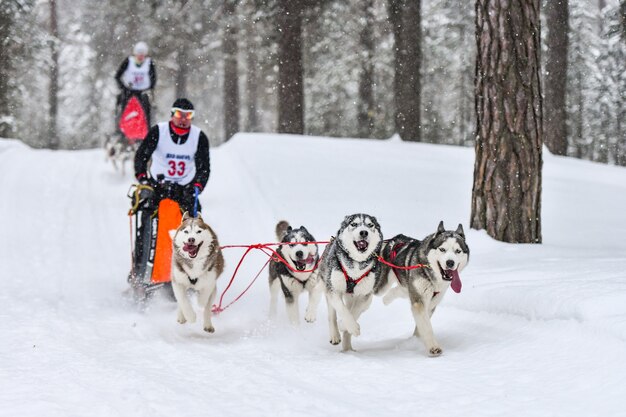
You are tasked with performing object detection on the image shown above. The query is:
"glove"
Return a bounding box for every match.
[184,182,203,196]
[136,173,150,185]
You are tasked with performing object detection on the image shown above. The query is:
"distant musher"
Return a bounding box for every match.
[115,41,157,127]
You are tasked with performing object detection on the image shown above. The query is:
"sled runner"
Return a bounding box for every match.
[127,182,182,302]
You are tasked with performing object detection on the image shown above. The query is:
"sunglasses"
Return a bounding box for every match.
[171,108,195,120]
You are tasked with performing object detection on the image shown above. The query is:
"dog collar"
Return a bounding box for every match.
[340,263,372,294]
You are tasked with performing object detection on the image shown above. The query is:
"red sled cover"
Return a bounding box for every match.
[119,96,148,141]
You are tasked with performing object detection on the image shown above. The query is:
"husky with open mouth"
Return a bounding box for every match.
[169,212,224,333]
[377,221,469,356]
[268,221,321,325]
[318,213,383,351]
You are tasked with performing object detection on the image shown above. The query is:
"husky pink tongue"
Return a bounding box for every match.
[449,269,462,293]
[183,243,198,256]
[305,254,316,264]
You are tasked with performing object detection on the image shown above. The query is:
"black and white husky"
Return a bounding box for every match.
[268,221,321,325]
[377,221,469,356]
[318,213,383,351]
[169,212,225,333]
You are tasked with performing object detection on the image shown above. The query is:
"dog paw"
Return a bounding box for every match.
[177,310,186,324]
[204,325,215,333]
[428,347,443,357]
[304,312,316,323]
[330,336,341,345]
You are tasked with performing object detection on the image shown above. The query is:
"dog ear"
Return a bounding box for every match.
[456,223,465,238]
[437,221,445,234]
[369,215,379,229]
[182,211,190,221]
[196,213,203,221]
[287,226,292,232]
[169,229,176,240]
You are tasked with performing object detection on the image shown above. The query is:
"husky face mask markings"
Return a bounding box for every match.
[378,221,469,356]
[169,212,224,333]
[269,221,322,325]
[318,213,383,351]
[338,215,382,262]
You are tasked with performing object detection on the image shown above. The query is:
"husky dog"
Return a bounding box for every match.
[104,134,135,175]
[268,221,321,325]
[169,212,225,333]
[376,221,469,356]
[318,213,383,351]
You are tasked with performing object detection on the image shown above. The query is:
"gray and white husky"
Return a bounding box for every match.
[376,221,469,356]
[318,213,383,351]
[169,212,225,333]
[268,221,321,325]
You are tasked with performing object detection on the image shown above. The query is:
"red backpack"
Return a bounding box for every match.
[119,95,148,141]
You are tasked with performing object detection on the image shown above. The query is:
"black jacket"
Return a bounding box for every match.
[115,57,157,91]
[135,123,211,191]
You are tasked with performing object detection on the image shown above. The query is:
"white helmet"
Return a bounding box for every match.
[133,41,148,55]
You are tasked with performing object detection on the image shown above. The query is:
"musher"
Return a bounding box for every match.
[115,41,157,126]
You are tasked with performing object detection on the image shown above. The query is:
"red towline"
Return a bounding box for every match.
[212,240,429,314]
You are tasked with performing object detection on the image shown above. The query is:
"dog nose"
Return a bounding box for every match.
[188,237,195,244]
[296,250,303,258]
[446,259,455,269]
[360,230,368,238]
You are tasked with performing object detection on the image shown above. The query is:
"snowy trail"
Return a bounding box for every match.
[2,136,626,417]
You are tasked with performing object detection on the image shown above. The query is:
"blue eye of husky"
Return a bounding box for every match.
[439,247,446,252]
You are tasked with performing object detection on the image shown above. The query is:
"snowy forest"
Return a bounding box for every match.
[0,0,625,165]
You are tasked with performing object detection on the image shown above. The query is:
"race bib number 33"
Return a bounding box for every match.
[168,160,186,176]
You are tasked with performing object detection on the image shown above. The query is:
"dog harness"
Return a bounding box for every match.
[388,241,439,298]
[339,263,372,294]
[389,241,406,281]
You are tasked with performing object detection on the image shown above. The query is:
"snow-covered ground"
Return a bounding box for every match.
[1,134,625,417]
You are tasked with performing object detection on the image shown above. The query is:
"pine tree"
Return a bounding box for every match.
[471,0,543,243]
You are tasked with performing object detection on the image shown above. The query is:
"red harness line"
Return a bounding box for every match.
[377,242,430,273]
[211,241,330,314]
[211,240,429,314]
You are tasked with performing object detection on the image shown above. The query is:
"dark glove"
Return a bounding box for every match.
[184,182,202,197]
[136,173,151,186]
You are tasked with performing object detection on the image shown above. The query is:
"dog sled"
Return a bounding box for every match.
[127,180,182,302]
[105,93,151,174]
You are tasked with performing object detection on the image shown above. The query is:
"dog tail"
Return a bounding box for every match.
[275,220,290,241]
